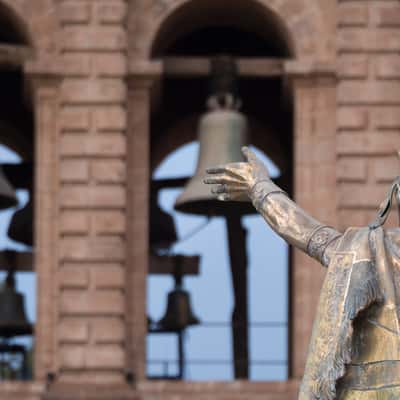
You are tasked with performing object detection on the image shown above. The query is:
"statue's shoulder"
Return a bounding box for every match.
[340,226,370,244]
[332,226,371,256]
[385,227,400,248]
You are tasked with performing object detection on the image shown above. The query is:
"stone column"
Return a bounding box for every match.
[24,60,62,382]
[126,62,162,382]
[56,1,128,385]
[285,61,337,379]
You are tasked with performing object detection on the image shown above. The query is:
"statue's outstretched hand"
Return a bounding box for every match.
[204,147,270,201]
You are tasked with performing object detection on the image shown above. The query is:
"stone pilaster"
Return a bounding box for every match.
[24,59,62,383]
[126,61,161,382]
[285,61,337,378]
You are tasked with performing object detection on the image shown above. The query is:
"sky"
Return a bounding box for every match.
[0,142,289,382]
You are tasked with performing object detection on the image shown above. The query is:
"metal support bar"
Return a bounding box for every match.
[226,213,249,379]
[163,57,285,78]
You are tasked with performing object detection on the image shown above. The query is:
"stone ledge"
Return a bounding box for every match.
[137,379,300,394]
[284,59,337,79]
[43,383,134,400]
[24,56,64,78]
[127,61,163,88]
[41,380,300,400]
[0,381,45,399]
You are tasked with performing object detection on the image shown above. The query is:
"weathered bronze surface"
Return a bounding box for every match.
[204,147,400,399]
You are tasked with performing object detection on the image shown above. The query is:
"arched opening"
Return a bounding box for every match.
[0,4,35,383]
[0,145,33,381]
[144,0,293,382]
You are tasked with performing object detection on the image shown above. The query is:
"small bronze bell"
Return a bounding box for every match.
[157,287,200,332]
[157,256,200,332]
[0,271,32,338]
[174,56,255,216]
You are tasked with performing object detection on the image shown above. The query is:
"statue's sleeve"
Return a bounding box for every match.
[250,180,342,267]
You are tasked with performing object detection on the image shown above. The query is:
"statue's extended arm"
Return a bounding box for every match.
[204,147,341,267]
[249,180,341,266]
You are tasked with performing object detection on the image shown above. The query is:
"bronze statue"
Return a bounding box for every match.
[204,147,400,399]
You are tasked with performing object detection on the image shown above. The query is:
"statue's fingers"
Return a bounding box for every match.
[217,189,248,202]
[224,163,249,181]
[211,183,246,194]
[206,163,248,180]
[206,166,227,174]
[204,175,243,185]
[211,185,225,194]
[217,193,230,201]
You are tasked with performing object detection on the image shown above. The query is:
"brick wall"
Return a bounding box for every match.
[57,0,128,383]
[337,0,400,230]
[54,0,400,387]
[2,0,398,397]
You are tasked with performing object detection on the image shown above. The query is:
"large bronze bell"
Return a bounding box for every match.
[157,287,200,332]
[0,271,32,338]
[0,167,17,210]
[174,57,255,216]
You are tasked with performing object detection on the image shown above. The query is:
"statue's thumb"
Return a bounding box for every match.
[242,146,258,165]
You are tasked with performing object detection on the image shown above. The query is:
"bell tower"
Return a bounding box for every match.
[1,0,398,399]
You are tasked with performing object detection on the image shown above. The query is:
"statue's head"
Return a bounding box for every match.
[369,151,400,229]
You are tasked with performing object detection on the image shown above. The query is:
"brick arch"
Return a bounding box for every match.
[128,0,330,60]
[150,0,294,57]
[1,0,59,53]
